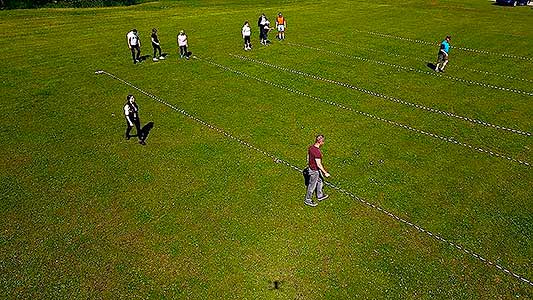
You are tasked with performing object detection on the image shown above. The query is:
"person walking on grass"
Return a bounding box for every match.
[124,95,146,145]
[304,135,330,207]
[275,12,286,41]
[151,28,165,62]
[242,21,252,50]
[177,30,190,59]
[127,29,141,64]
[435,35,451,72]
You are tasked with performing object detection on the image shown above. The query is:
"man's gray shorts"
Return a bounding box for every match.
[437,52,447,64]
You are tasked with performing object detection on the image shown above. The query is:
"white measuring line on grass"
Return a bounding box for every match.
[95,68,532,287]
[230,54,532,137]
[286,42,533,97]
[319,39,533,84]
[354,29,533,62]
[199,58,530,167]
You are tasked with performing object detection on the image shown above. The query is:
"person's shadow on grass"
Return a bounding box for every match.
[427,62,437,71]
[139,55,151,62]
[141,122,154,142]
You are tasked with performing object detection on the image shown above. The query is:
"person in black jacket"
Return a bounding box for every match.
[124,94,145,145]
[258,13,268,45]
[151,28,164,62]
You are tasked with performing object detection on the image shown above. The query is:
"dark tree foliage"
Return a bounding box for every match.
[2,0,141,9]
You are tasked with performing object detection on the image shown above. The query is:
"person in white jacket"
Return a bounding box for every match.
[127,29,141,64]
[242,21,252,50]
[177,30,189,59]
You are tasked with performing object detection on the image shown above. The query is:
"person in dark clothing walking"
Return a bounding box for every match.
[124,94,145,145]
[151,28,165,62]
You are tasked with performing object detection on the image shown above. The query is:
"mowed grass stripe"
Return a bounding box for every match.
[285,42,533,97]
[267,40,532,112]
[2,0,532,297]
[230,54,532,138]
[318,38,533,84]
[199,58,530,167]
[353,29,533,62]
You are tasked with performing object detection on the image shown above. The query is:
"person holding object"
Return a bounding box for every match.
[435,35,451,72]
[257,13,269,45]
[304,135,330,207]
[177,30,189,59]
[127,29,141,64]
[242,21,252,50]
[262,19,273,45]
[151,28,164,62]
[124,95,145,145]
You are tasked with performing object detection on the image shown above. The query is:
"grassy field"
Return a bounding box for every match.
[1,0,532,298]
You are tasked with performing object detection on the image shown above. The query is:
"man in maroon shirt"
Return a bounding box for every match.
[305,135,330,207]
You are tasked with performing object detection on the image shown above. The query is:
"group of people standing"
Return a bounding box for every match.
[123,21,454,208]
[242,12,287,50]
[126,28,191,64]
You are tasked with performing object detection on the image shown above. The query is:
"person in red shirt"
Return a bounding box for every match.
[305,135,330,207]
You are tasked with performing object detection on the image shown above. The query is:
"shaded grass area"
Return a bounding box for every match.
[1,0,532,298]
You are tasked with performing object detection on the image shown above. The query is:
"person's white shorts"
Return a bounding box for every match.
[277,25,285,32]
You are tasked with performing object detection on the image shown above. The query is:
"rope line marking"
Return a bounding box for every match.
[200,58,530,167]
[354,29,533,62]
[319,38,533,84]
[95,68,533,287]
[287,42,533,97]
[230,54,532,137]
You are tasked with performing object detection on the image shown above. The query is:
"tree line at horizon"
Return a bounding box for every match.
[1,0,146,9]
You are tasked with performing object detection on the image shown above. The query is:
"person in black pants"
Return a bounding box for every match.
[124,94,145,145]
[151,28,164,62]
[257,13,267,45]
[127,29,141,64]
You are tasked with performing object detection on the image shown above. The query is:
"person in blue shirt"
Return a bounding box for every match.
[435,35,451,72]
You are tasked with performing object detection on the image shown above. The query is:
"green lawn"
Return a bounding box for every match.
[1,0,532,298]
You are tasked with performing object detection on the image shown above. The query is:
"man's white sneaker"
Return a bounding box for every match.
[304,200,318,207]
[317,195,329,202]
